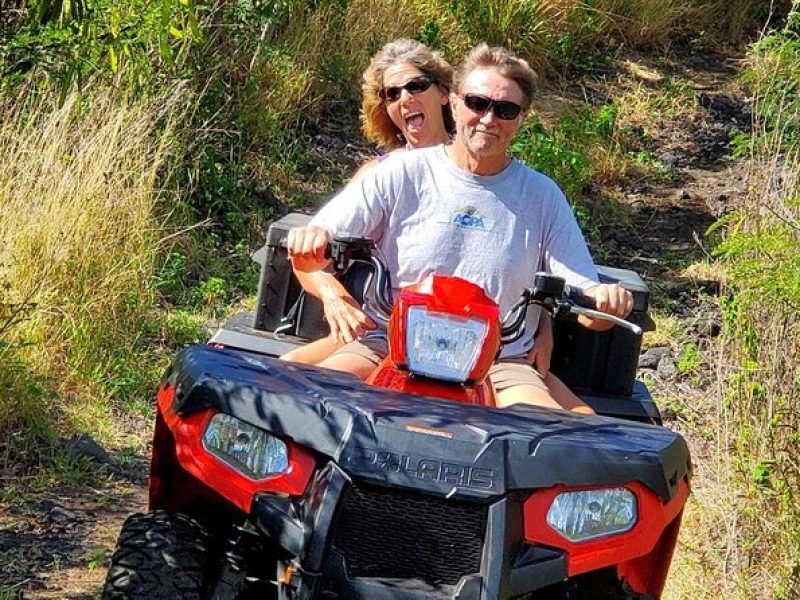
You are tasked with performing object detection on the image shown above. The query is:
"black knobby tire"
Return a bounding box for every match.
[102,510,213,599]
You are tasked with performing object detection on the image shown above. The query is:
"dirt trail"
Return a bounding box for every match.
[0,50,747,599]
[1,461,147,598]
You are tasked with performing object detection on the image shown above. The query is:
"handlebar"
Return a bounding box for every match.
[282,236,642,339]
[501,273,643,341]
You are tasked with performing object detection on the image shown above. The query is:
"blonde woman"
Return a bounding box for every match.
[281,39,454,364]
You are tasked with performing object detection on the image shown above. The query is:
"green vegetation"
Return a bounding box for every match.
[512,104,621,200]
[669,3,800,597]
[0,0,796,595]
[86,547,112,571]
[676,341,702,374]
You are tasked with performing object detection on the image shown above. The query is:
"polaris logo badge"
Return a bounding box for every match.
[356,449,496,490]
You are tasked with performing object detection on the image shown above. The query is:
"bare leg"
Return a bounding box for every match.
[316,352,377,380]
[280,337,343,364]
[496,374,594,414]
[543,372,595,414]
[495,384,563,410]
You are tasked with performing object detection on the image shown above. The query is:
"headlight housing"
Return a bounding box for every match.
[546,488,637,542]
[405,306,488,382]
[202,414,289,480]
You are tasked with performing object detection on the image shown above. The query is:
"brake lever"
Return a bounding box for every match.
[556,301,643,336]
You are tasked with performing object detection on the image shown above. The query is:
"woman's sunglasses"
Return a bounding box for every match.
[460,93,523,120]
[380,75,436,103]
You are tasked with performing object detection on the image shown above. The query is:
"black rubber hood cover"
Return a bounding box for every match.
[168,345,691,502]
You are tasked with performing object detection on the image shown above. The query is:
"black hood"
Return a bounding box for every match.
[168,345,691,502]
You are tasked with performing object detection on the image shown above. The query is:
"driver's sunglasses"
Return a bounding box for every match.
[380,75,436,103]
[460,93,523,120]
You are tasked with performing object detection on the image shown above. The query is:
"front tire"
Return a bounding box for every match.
[102,510,212,599]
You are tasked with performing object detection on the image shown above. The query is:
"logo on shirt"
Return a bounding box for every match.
[451,206,486,230]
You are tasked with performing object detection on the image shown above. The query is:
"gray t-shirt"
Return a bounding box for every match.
[310,144,598,357]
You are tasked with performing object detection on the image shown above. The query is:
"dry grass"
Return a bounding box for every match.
[667,315,800,599]
[666,22,800,595]
[614,77,698,134]
[0,85,183,439]
[595,0,770,46]
[680,261,728,284]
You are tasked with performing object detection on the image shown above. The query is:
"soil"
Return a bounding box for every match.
[0,48,749,598]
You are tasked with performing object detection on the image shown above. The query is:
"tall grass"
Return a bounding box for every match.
[595,0,775,45]
[0,85,182,441]
[667,8,800,598]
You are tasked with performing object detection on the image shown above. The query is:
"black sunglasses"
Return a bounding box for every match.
[460,93,523,120]
[380,75,436,103]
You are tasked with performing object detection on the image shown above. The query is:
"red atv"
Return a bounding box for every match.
[102,213,691,599]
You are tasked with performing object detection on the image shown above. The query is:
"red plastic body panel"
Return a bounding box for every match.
[388,275,501,383]
[367,356,497,406]
[153,383,316,514]
[523,478,690,597]
[374,274,500,404]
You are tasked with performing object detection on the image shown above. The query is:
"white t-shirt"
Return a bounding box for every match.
[311,144,598,357]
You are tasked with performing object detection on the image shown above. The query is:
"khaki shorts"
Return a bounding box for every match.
[331,337,547,392]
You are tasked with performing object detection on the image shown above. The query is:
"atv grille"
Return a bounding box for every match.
[330,481,487,586]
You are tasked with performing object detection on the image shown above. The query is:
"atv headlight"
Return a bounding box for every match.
[546,488,637,542]
[405,306,487,382]
[203,414,289,480]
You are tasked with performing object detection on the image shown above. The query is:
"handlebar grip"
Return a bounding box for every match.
[563,287,643,336]
[278,236,332,259]
[565,286,596,310]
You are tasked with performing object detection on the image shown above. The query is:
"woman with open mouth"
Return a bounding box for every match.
[281,38,454,365]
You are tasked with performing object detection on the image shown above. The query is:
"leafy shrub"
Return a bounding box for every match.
[511,103,623,200]
[677,341,702,373]
[1,0,200,98]
[699,4,800,594]
[743,17,800,151]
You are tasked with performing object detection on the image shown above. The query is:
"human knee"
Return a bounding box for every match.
[495,384,561,410]
[317,353,376,380]
[279,348,303,362]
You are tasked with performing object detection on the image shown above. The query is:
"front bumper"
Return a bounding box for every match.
[252,462,598,600]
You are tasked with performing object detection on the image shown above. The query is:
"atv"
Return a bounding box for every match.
[102,212,691,599]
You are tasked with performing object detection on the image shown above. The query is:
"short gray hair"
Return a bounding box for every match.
[454,43,537,109]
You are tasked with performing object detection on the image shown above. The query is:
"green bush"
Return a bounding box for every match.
[704,4,800,594]
[1,0,200,98]
[743,6,800,150]
[511,103,620,200]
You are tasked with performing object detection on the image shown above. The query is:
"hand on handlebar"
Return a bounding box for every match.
[287,226,331,272]
[582,283,633,330]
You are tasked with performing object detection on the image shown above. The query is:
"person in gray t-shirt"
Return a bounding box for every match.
[288,43,633,413]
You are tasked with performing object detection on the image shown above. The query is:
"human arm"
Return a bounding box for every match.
[293,268,375,343]
[525,310,554,375]
[286,168,392,341]
[286,226,375,343]
[541,184,633,331]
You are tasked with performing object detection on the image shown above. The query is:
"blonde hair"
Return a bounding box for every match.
[454,43,537,109]
[361,39,454,150]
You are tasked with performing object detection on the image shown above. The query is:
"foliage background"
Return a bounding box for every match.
[1,0,799,597]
